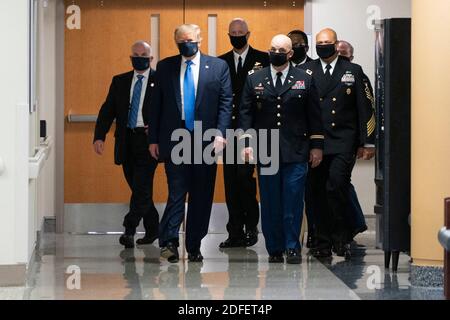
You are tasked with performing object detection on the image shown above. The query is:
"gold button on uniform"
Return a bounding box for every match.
[320,98,323,102]
[332,98,337,102]
[277,97,281,100]
[232,116,236,120]
[277,105,281,109]
[277,122,281,126]
[332,110,336,115]
[331,123,336,127]
[277,113,281,117]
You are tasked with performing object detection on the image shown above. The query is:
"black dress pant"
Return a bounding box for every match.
[307,152,356,249]
[122,129,159,236]
[223,140,259,238]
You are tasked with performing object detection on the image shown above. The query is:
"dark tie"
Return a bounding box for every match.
[127,74,144,128]
[184,60,196,131]
[275,72,283,91]
[237,56,243,74]
[325,64,332,82]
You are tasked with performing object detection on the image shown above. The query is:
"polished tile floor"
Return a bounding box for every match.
[1,231,445,300]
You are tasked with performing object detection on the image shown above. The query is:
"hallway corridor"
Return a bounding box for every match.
[0,230,443,300]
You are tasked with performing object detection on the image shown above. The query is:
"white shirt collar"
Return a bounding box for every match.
[233,45,250,63]
[133,68,150,79]
[320,55,339,74]
[270,64,290,83]
[181,51,201,66]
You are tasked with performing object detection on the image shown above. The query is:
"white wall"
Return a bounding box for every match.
[305,0,411,217]
[0,0,31,265]
[37,0,58,226]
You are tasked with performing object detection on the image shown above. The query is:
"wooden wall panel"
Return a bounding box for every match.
[65,0,304,203]
[185,0,304,57]
[64,0,184,203]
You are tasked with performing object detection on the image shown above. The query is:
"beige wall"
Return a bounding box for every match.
[411,0,450,267]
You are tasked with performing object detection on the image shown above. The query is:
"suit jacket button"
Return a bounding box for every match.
[277,105,281,109]
[332,123,336,127]
[320,98,324,101]
[277,122,281,126]
[277,97,281,100]
[332,98,337,102]
[232,116,236,120]
[277,113,281,117]
[332,110,336,114]
[233,104,236,108]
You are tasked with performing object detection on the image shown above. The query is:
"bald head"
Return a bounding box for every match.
[336,40,354,61]
[229,18,249,36]
[316,28,338,45]
[131,41,151,57]
[271,34,293,52]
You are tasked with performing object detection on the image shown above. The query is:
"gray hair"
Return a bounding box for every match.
[174,24,202,42]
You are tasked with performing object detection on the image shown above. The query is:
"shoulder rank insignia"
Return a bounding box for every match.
[306,69,313,75]
[248,69,255,75]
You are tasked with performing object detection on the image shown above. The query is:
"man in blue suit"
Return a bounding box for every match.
[148,24,233,263]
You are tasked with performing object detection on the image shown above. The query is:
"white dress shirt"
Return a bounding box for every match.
[233,45,250,72]
[320,56,339,75]
[180,52,201,120]
[270,64,290,86]
[129,68,150,128]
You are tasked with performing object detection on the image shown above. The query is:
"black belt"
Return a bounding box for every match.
[127,127,146,134]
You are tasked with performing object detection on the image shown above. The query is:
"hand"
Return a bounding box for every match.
[213,136,227,155]
[362,147,375,160]
[309,148,323,168]
[93,140,105,156]
[149,144,159,160]
[241,147,254,163]
[356,147,364,159]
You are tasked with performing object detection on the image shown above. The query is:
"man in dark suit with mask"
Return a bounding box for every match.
[218,18,269,249]
[148,24,233,263]
[287,29,313,67]
[301,29,375,259]
[93,41,159,248]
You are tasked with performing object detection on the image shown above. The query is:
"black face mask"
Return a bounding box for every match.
[269,52,289,67]
[131,57,150,71]
[291,45,307,63]
[316,43,337,59]
[229,34,248,50]
[177,42,199,57]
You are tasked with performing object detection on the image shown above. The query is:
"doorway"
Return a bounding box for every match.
[63,0,304,233]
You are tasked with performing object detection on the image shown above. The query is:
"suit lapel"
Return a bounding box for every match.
[142,69,155,111]
[262,67,276,96]
[278,66,296,96]
[242,46,255,73]
[172,55,183,114]
[195,54,207,110]
[326,57,344,93]
[311,60,328,97]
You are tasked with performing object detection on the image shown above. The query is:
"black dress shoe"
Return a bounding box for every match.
[268,254,284,263]
[136,234,158,245]
[244,230,258,247]
[161,242,179,263]
[335,243,352,260]
[119,235,135,249]
[219,237,245,248]
[352,225,368,238]
[188,251,204,262]
[311,248,332,258]
[306,234,315,249]
[286,249,302,264]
